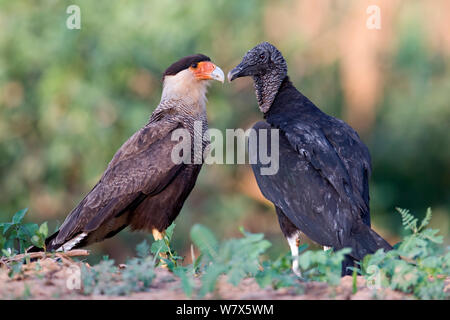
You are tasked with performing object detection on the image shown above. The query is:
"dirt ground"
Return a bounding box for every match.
[0,256,447,300]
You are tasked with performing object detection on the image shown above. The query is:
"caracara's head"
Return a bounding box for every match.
[161,54,224,108]
[228,42,287,113]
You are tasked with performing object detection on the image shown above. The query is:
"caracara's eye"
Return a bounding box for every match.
[191,62,198,68]
[259,54,266,60]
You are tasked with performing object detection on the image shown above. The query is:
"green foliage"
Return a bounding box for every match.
[81,223,180,296]
[189,224,271,297]
[361,208,449,299]
[2,207,446,299]
[298,247,352,286]
[150,223,183,269]
[82,245,156,296]
[0,208,48,256]
[173,266,195,298]
[190,224,219,260]
[31,222,48,250]
[7,260,24,279]
[176,209,448,299]
[255,254,303,291]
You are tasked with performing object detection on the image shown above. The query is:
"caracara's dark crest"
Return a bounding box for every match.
[163,54,211,78]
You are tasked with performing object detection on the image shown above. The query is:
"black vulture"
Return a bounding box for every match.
[228,42,391,276]
[30,54,224,252]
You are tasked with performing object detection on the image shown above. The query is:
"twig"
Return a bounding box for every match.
[2,249,90,263]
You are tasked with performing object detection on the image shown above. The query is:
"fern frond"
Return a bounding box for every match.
[396,207,418,233]
[418,207,432,232]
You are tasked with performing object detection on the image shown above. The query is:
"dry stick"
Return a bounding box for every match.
[2,249,90,263]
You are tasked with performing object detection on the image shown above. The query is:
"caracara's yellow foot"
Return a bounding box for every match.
[152,228,168,268]
[152,228,165,241]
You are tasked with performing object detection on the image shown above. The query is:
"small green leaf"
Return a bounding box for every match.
[12,208,28,224]
[165,223,176,241]
[174,267,194,297]
[352,267,358,294]
[31,235,44,248]
[2,223,14,235]
[136,240,150,258]
[21,223,38,237]
[2,248,13,257]
[199,264,227,297]
[190,224,218,260]
[151,239,169,254]
[38,222,48,238]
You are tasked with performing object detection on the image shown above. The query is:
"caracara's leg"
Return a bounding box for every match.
[323,246,331,251]
[152,228,165,241]
[275,206,302,277]
[152,228,168,266]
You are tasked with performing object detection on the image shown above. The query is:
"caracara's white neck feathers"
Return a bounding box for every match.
[160,69,209,113]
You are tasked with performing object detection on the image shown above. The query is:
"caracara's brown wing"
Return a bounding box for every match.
[50,116,185,250]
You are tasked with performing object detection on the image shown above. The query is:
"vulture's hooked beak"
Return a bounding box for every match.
[227,61,256,82]
[227,67,241,82]
[192,61,224,83]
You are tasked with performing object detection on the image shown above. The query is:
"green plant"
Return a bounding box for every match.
[82,241,156,296]
[0,208,48,256]
[361,208,449,299]
[150,223,183,269]
[255,253,303,292]
[2,206,447,300]
[187,225,272,297]
[298,247,352,286]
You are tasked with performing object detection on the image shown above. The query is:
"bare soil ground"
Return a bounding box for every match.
[1,256,447,300]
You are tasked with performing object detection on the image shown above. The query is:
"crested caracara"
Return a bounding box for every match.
[228,42,391,276]
[32,54,224,252]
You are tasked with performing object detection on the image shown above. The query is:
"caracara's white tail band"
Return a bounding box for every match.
[56,232,87,252]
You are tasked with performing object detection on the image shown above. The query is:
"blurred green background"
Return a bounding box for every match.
[1,0,449,264]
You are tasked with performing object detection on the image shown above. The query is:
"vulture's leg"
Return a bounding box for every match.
[152,228,168,267]
[286,231,302,277]
[323,246,332,251]
[275,206,302,277]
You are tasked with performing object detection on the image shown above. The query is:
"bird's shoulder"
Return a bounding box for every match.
[105,113,183,171]
[266,82,372,221]
[268,82,371,171]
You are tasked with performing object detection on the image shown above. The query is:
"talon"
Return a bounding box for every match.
[152,228,165,241]
[292,264,302,277]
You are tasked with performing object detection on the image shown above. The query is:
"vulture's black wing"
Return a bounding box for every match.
[251,120,391,260]
[48,114,185,250]
[319,117,372,226]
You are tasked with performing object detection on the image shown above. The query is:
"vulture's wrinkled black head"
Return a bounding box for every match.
[228,42,288,113]
[163,54,211,77]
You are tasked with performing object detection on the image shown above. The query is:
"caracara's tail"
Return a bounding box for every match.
[28,230,87,253]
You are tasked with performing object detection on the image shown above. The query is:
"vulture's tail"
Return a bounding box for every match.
[342,225,393,276]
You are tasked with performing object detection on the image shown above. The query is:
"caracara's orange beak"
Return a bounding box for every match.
[190,61,224,83]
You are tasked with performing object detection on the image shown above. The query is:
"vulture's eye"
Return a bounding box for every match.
[191,62,198,68]
[259,54,266,60]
